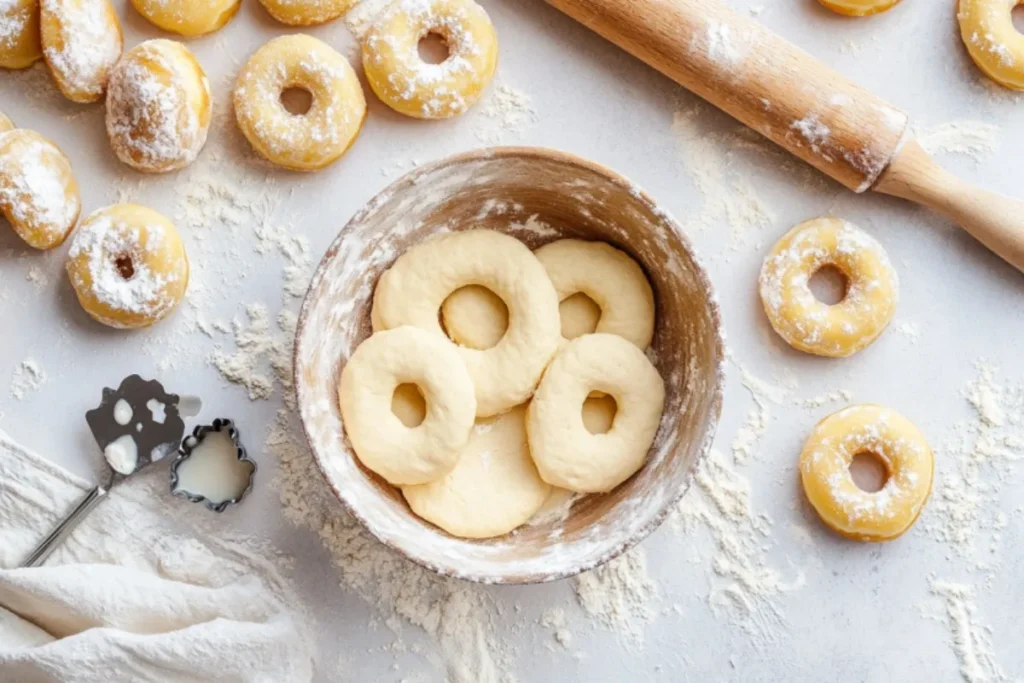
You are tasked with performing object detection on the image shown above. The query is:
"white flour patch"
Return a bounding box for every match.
[796,389,853,409]
[472,83,538,144]
[539,606,573,650]
[894,321,921,343]
[916,121,1000,163]
[926,579,1011,683]
[9,359,46,400]
[572,547,655,651]
[25,264,48,291]
[730,358,793,464]
[209,304,296,402]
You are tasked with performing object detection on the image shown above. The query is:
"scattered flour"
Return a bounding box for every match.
[797,389,853,409]
[894,321,921,343]
[472,83,538,144]
[927,579,1011,683]
[539,606,573,650]
[572,548,655,650]
[209,304,296,402]
[730,358,792,464]
[25,264,47,291]
[916,121,1000,163]
[9,359,46,400]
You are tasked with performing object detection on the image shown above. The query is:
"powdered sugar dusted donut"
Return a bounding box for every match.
[958,0,1024,90]
[257,0,352,26]
[759,217,898,358]
[105,39,211,173]
[66,204,189,329]
[0,129,81,250]
[234,34,366,171]
[0,0,43,69]
[800,404,933,542]
[361,0,498,119]
[130,0,241,37]
[40,0,122,103]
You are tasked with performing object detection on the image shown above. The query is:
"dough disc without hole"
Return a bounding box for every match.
[402,404,552,539]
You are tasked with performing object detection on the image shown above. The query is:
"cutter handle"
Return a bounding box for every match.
[20,485,109,568]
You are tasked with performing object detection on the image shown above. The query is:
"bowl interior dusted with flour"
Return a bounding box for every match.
[295,147,724,583]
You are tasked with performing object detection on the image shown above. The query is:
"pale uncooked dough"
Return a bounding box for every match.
[372,229,560,417]
[338,326,476,486]
[527,333,665,493]
[441,238,654,351]
[402,404,552,539]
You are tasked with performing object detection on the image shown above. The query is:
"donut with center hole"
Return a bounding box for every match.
[66,204,189,329]
[759,216,898,358]
[338,326,477,486]
[361,0,498,119]
[958,0,1024,90]
[800,404,934,541]
[234,34,367,172]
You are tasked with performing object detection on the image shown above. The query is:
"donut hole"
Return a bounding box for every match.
[809,264,848,305]
[280,86,314,116]
[849,451,889,493]
[392,383,426,428]
[441,285,509,350]
[417,31,451,64]
[113,254,136,280]
[582,394,617,435]
[559,293,602,339]
[1013,5,1024,33]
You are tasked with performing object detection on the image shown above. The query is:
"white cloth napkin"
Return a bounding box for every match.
[0,429,314,683]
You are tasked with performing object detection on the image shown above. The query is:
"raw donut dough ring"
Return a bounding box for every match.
[257,0,352,26]
[234,34,367,172]
[338,326,476,486]
[0,0,43,69]
[361,0,498,119]
[402,404,552,539]
[40,0,122,103]
[66,204,189,329]
[130,0,241,37]
[372,229,561,417]
[759,217,898,358]
[958,0,1024,90]
[105,39,212,173]
[817,0,902,16]
[800,404,933,542]
[527,333,665,493]
[0,129,81,250]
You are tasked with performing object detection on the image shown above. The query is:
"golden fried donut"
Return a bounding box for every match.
[372,229,561,417]
[257,0,352,26]
[527,333,665,493]
[817,0,902,16]
[0,112,13,132]
[338,326,477,486]
[40,0,122,103]
[958,0,1024,90]
[403,404,552,539]
[362,0,498,119]
[759,217,898,358]
[130,0,241,37]
[234,35,366,172]
[800,405,934,542]
[0,0,42,69]
[105,39,211,173]
[0,129,81,249]
[66,204,189,329]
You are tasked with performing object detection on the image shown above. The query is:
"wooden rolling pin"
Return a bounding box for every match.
[544,0,1024,273]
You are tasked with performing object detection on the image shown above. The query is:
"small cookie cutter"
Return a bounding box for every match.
[20,375,201,567]
[170,418,257,513]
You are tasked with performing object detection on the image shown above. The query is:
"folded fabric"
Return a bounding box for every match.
[0,429,314,683]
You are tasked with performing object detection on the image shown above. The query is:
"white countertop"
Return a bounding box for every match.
[2,0,1022,680]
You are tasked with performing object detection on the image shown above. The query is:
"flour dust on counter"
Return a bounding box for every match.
[9,358,46,400]
[471,81,538,145]
[925,579,1012,683]
[915,121,1000,164]
[572,547,656,651]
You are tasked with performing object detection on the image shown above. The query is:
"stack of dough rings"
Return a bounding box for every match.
[338,229,666,539]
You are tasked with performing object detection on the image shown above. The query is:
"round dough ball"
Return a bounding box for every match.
[403,404,551,539]
[40,0,123,103]
[105,39,212,173]
[66,204,190,329]
[130,0,241,37]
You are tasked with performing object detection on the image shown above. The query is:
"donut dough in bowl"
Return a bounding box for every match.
[295,147,724,584]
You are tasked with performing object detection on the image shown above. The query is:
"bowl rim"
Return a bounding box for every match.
[293,145,726,584]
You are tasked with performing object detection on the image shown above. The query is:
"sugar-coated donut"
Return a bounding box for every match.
[402,404,552,539]
[800,405,934,542]
[66,204,189,329]
[130,0,241,37]
[527,333,665,493]
[373,229,561,417]
[0,129,81,249]
[234,34,367,172]
[106,39,211,173]
[257,0,352,26]
[338,326,477,486]
[40,0,122,103]
[759,217,898,358]
[0,112,14,133]
[362,0,498,119]
[958,0,1024,90]
[0,0,42,69]
[817,0,902,16]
